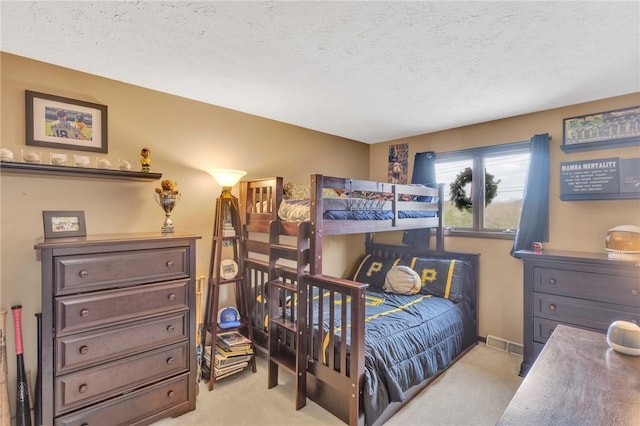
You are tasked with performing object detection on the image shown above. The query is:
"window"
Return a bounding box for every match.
[435,141,530,238]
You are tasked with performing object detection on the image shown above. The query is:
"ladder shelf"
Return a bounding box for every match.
[201,190,257,390]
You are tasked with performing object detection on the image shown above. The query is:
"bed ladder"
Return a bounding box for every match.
[267,220,311,410]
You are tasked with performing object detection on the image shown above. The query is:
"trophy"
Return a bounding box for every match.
[154,180,181,234]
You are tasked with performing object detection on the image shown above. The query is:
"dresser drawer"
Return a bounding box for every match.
[56,312,188,374]
[55,373,190,426]
[56,280,189,335]
[533,266,640,307]
[55,342,189,414]
[533,292,639,331]
[532,317,601,344]
[55,247,189,294]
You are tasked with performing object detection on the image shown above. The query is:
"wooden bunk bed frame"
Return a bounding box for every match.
[239,175,479,426]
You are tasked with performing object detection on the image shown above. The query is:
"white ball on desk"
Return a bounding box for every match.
[607,320,640,356]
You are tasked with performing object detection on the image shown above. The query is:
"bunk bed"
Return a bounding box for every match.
[238,175,479,426]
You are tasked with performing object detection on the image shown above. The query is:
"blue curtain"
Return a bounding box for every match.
[411,151,437,187]
[511,133,550,257]
[403,151,437,248]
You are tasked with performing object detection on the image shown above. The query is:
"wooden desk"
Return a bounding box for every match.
[497,324,640,426]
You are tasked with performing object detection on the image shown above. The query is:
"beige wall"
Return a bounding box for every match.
[0,53,368,405]
[370,93,640,343]
[2,51,639,411]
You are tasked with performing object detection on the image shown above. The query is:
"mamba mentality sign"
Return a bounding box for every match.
[560,157,640,200]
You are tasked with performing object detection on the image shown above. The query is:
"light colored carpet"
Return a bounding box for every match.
[152,344,523,426]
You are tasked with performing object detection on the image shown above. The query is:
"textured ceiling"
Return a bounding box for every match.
[2,1,639,144]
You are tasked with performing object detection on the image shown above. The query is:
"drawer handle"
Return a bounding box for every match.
[79,309,90,317]
[79,384,89,393]
[548,304,556,311]
[166,325,175,332]
[167,390,175,398]
[79,345,89,355]
[548,278,556,285]
[81,424,88,426]
[79,270,89,278]
[166,260,174,268]
[632,289,639,296]
[166,357,174,364]
[168,293,176,301]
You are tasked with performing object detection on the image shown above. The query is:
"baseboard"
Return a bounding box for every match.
[485,335,524,356]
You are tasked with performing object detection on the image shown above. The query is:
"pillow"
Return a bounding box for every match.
[408,257,470,302]
[383,266,422,295]
[283,182,309,200]
[352,254,401,292]
[342,190,393,201]
[411,183,434,202]
[283,182,340,200]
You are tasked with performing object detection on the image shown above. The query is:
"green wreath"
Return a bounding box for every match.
[449,167,500,212]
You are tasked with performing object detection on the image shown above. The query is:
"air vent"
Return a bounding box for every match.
[486,335,523,355]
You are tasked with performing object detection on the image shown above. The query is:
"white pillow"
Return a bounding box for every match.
[383,265,422,295]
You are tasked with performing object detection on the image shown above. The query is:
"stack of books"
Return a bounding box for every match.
[203,331,254,381]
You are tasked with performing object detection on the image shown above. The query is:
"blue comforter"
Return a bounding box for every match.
[314,290,475,425]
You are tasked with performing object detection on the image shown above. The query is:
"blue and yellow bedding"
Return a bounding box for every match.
[312,285,475,425]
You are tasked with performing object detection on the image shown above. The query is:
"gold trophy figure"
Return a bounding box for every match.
[154,179,181,233]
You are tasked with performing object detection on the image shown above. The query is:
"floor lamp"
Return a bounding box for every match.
[202,168,256,389]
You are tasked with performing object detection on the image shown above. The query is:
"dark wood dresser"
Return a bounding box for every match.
[516,249,640,376]
[497,324,640,426]
[35,232,200,426]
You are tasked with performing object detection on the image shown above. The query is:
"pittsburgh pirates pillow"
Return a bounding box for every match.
[408,257,470,302]
[352,254,400,292]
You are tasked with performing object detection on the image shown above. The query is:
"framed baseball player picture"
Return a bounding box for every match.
[26,90,108,153]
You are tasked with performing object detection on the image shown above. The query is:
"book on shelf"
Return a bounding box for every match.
[204,343,253,358]
[215,344,253,358]
[204,346,252,367]
[202,357,249,381]
[201,331,254,382]
[213,364,246,380]
[215,361,249,376]
[216,331,252,351]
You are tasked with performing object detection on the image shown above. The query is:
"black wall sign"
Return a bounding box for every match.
[560,157,640,201]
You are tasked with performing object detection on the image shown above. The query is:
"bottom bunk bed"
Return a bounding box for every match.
[245,242,479,426]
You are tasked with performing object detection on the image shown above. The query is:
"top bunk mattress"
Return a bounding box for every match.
[278,198,438,222]
[279,179,439,222]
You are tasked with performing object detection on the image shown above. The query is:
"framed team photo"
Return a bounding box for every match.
[26,90,108,153]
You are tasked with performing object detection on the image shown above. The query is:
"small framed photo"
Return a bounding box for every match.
[26,90,108,153]
[220,259,239,280]
[42,210,87,239]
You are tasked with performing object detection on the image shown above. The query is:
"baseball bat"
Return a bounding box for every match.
[34,313,42,426]
[0,311,10,426]
[11,305,32,426]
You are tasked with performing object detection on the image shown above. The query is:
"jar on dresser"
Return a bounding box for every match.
[516,249,640,376]
[35,232,200,426]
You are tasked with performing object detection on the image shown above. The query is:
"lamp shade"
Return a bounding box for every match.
[207,169,247,187]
